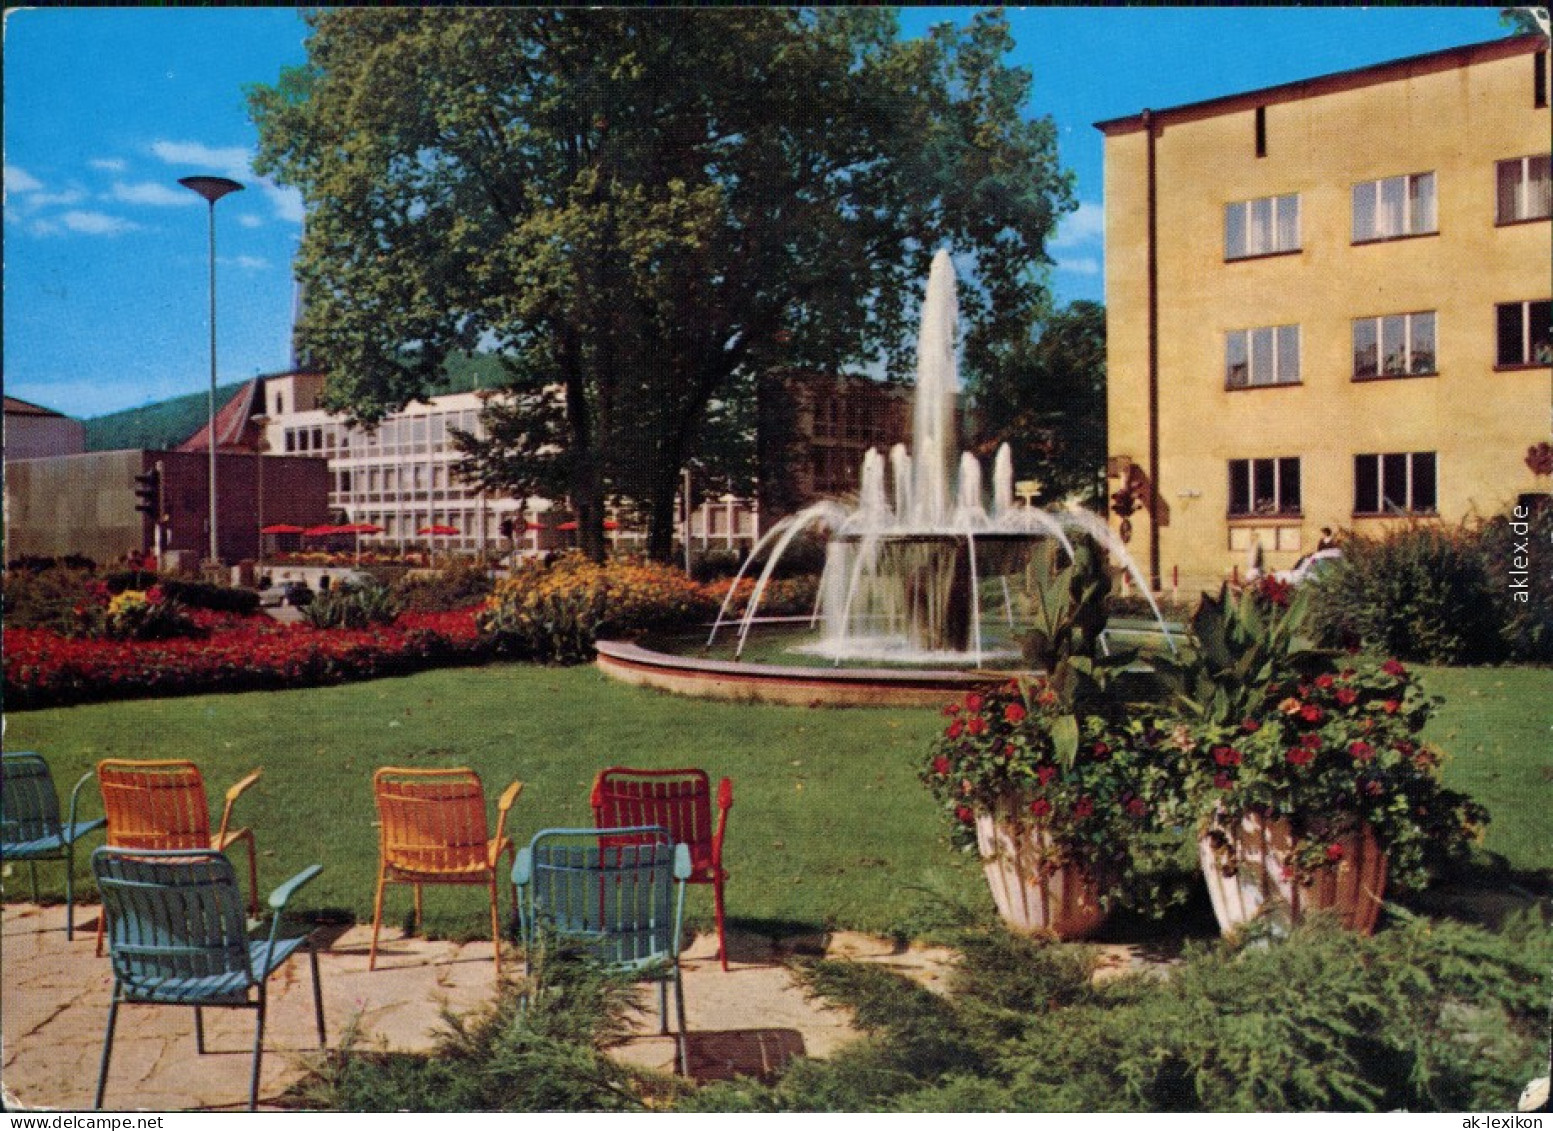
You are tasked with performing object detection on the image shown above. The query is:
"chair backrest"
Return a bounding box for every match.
[373,767,491,873]
[97,760,212,849]
[2,753,62,845]
[591,768,714,855]
[520,827,690,971]
[92,847,253,995]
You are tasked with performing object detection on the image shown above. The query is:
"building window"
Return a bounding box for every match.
[1354,452,1437,515]
[1226,325,1300,388]
[1225,193,1300,260]
[1254,106,1267,158]
[1496,299,1553,366]
[1497,155,1552,224]
[284,429,296,454]
[1352,172,1436,242]
[1536,50,1547,109]
[1352,312,1437,379]
[1228,457,1301,517]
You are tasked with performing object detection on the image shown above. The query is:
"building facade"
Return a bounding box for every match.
[4,449,328,565]
[4,397,85,461]
[757,369,914,522]
[1099,35,1551,593]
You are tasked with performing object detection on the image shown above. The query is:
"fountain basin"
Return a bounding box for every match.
[595,638,1002,708]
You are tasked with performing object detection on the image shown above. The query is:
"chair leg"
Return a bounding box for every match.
[195,1005,206,1054]
[309,938,327,1047]
[95,905,106,958]
[413,883,423,932]
[250,995,266,1112]
[95,993,120,1109]
[658,979,670,1035]
[65,846,77,942]
[713,873,729,972]
[674,967,689,1076]
[488,874,501,974]
[369,866,388,971]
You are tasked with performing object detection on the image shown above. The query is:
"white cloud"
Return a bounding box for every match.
[220,255,270,271]
[59,210,140,236]
[5,164,44,194]
[150,139,253,182]
[237,213,264,228]
[28,188,87,208]
[1056,256,1100,277]
[90,158,127,173]
[261,182,305,224]
[109,180,201,207]
[149,139,304,224]
[1050,201,1104,249]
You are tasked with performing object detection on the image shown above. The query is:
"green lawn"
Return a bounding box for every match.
[1,663,984,939]
[5,662,1548,941]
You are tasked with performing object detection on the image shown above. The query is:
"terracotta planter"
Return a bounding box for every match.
[1199,811,1387,937]
[975,800,1109,938]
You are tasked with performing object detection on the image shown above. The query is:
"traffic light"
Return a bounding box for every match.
[134,466,162,519]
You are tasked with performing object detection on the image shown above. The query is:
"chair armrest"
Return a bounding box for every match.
[673,843,693,882]
[512,846,533,887]
[488,781,525,867]
[66,771,95,828]
[711,777,733,867]
[217,769,264,843]
[268,864,323,913]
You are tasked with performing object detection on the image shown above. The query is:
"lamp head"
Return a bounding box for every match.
[178,175,244,204]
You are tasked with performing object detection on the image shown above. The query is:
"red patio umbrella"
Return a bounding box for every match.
[417,525,460,536]
[336,523,384,535]
[556,520,619,531]
[261,523,306,535]
[556,521,579,531]
[303,524,342,537]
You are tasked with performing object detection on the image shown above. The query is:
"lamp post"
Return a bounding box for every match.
[178,175,244,568]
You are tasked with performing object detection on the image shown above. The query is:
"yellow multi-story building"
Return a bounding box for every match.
[1099,34,1551,594]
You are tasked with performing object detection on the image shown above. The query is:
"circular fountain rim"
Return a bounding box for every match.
[595,638,1007,708]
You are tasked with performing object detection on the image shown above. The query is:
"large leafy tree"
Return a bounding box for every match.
[967,300,1107,507]
[250,8,1073,559]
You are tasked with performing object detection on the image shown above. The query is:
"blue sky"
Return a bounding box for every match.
[3,7,1511,420]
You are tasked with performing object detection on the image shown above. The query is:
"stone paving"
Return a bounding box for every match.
[0,902,962,1112]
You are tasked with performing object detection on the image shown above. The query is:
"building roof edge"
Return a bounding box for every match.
[1094,33,1547,136]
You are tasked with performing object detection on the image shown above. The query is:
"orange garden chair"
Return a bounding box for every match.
[370,767,524,973]
[95,759,263,956]
[590,767,733,970]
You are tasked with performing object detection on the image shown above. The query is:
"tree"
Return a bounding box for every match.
[967,300,1107,507]
[250,9,1073,560]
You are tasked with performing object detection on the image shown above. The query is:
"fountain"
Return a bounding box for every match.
[596,249,1172,706]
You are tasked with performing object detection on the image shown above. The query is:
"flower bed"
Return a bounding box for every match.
[4,609,488,710]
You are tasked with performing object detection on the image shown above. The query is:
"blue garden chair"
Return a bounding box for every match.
[92,847,326,1111]
[514,827,691,1073]
[1,752,106,940]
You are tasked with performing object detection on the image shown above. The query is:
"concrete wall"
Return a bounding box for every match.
[4,450,330,566]
[1104,38,1552,593]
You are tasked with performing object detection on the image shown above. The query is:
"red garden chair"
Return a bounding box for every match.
[590,767,733,970]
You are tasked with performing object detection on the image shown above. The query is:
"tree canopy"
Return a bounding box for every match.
[966,300,1108,508]
[250,8,1074,558]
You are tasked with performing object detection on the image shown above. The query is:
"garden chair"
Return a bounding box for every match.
[514,826,692,1074]
[94,759,264,955]
[1,752,107,940]
[92,846,326,1111]
[370,767,523,973]
[591,766,733,969]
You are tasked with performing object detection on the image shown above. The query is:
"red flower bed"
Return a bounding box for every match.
[4,608,489,710]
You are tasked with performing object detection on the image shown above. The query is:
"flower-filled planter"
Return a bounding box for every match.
[923,680,1175,938]
[1163,580,1488,938]
[1199,810,1386,935]
[975,796,1108,938]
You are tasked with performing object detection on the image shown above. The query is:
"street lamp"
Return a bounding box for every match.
[178,175,244,568]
